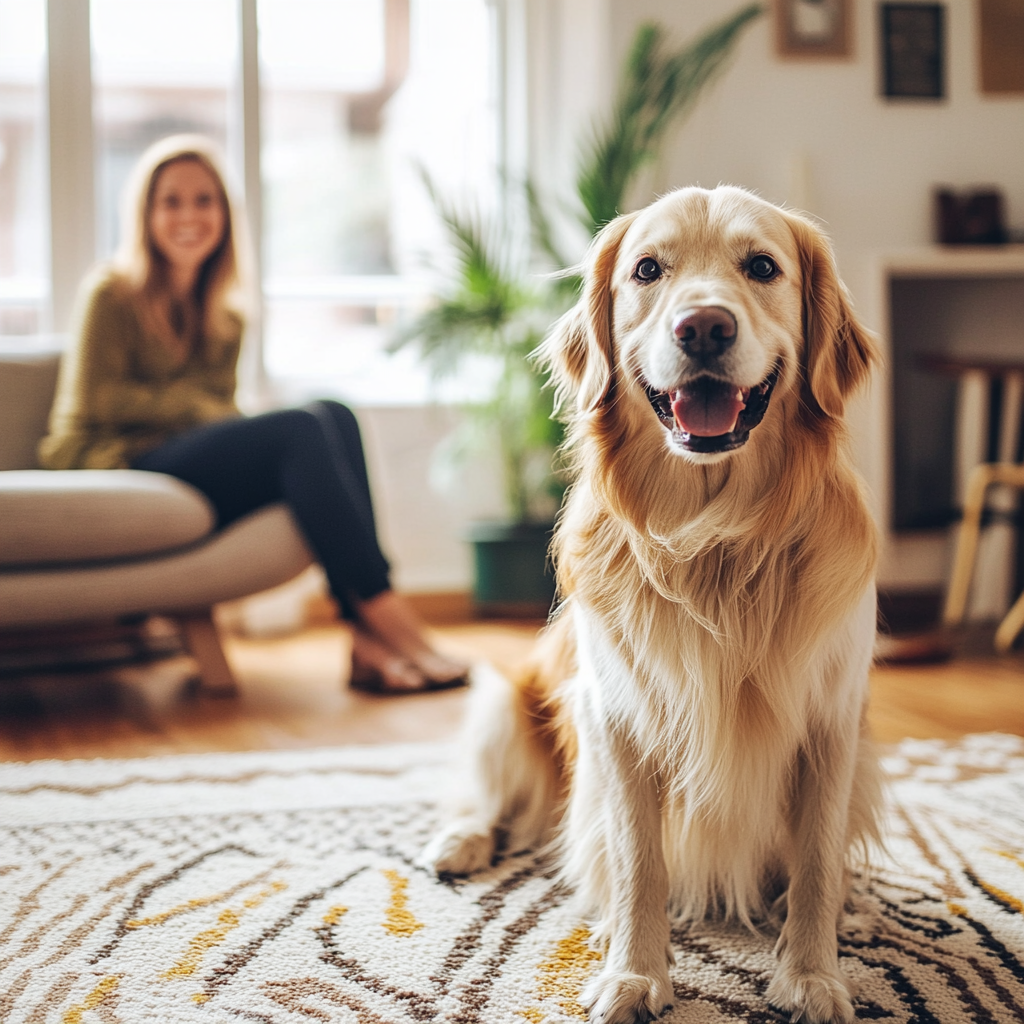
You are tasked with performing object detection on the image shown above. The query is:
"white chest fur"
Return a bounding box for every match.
[566,586,876,923]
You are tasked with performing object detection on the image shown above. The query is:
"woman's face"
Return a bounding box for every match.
[148,158,227,275]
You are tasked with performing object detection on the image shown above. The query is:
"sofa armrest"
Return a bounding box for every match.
[0,349,62,471]
[0,470,216,567]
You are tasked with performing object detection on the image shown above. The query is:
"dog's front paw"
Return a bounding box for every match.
[417,821,494,876]
[766,962,853,1024]
[582,967,673,1024]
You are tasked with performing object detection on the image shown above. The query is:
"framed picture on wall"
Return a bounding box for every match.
[881,3,945,99]
[979,0,1024,94]
[774,0,852,57]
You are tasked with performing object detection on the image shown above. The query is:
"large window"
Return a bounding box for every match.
[91,0,237,260]
[259,0,498,402]
[0,0,47,336]
[2,0,500,407]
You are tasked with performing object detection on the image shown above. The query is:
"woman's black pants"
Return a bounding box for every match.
[132,401,390,620]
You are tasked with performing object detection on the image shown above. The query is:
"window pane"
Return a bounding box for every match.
[91,0,237,261]
[261,0,389,279]
[0,0,47,336]
[260,0,498,402]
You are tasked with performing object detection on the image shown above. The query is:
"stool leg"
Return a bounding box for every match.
[180,611,238,697]
[943,465,997,625]
[989,457,1024,652]
[953,371,990,504]
[995,593,1024,653]
[980,373,1024,616]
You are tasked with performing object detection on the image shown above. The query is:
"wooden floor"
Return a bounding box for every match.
[1,619,1023,761]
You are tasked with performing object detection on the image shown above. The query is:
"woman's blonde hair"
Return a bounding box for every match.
[113,134,253,352]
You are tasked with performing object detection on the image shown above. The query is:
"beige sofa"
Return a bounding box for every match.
[0,342,313,691]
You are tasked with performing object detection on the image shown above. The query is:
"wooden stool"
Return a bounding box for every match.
[944,463,1024,651]
[926,355,1024,648]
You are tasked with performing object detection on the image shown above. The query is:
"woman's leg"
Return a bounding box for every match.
[303,402,470,684]
[307,401,375,522]
[133,407,391,617]
[305,401,469,683]
[133,406,466,690]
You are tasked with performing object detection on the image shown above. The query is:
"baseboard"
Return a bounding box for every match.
[405,591,475,624]
[311,587,948,633]
[305,590,475,627]
[314,587,939,631]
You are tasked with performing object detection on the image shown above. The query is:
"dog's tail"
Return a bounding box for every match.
[418,615,577,875]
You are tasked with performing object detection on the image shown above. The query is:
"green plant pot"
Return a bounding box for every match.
[466,521,556,618]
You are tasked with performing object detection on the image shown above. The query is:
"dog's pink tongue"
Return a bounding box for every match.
[671,381,746,437]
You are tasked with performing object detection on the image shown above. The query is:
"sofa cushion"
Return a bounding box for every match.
[0,470,216,567]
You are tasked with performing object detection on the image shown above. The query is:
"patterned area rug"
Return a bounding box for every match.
[3,735,1024,1023]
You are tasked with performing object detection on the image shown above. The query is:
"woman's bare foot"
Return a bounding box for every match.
[349,625,427,693]
[355,590,469,686]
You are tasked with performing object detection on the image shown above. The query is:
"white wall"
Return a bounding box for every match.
[363,0,1024,595]
[618,2,1023,249]
[355,404,506,592]
[549,0,1024,591]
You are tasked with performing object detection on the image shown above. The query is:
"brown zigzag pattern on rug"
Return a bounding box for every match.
[2,736,1024,1022]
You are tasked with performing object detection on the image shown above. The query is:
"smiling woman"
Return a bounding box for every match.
[148,161,227,296]
[38,134,469,696]
[137,158,235,367]
[40,135,246,471]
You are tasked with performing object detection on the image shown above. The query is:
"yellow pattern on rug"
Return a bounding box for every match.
[127,869,277,928]
[518,924,603,1021]
[996,849,1024,872]
[163,880,286,979]
[62,975,119,1024]
[381,869,425,936]
[323,904,349,925]
[974,877,1024,914]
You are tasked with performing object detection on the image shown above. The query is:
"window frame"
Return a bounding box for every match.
[41,0,516,403]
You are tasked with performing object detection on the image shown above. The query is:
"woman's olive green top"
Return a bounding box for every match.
[38,270,243,470]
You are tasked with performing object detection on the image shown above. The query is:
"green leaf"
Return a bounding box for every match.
[393,6,762,519]
[576,4,762,234]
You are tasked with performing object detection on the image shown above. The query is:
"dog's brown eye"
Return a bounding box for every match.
[634,257,662,283]
[748,254,779,281]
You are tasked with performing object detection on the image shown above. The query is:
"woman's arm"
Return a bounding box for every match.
[69,283,236,428]
[41,274,239,468]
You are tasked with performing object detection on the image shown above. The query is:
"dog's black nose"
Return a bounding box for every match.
[673,306,737,357]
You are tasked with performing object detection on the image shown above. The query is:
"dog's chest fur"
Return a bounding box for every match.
[557,469,875,923]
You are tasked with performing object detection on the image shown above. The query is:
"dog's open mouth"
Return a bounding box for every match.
[643,368,779,453]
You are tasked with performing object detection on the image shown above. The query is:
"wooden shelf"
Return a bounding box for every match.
[882,244,1024,278]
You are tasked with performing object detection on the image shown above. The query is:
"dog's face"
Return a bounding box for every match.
[544,186,877,465]
[614,188,803,460]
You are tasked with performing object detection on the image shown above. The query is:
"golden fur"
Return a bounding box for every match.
[421,186,881,1024]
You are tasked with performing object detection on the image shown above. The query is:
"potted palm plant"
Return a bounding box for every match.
[395,6,763,615]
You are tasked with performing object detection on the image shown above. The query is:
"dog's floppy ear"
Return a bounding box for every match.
[538,211,638,416]
[790,214,879,419]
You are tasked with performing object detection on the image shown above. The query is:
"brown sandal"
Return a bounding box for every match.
[348,656,469,695]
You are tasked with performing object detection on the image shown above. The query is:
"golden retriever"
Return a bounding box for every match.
[420,186,881,1024]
